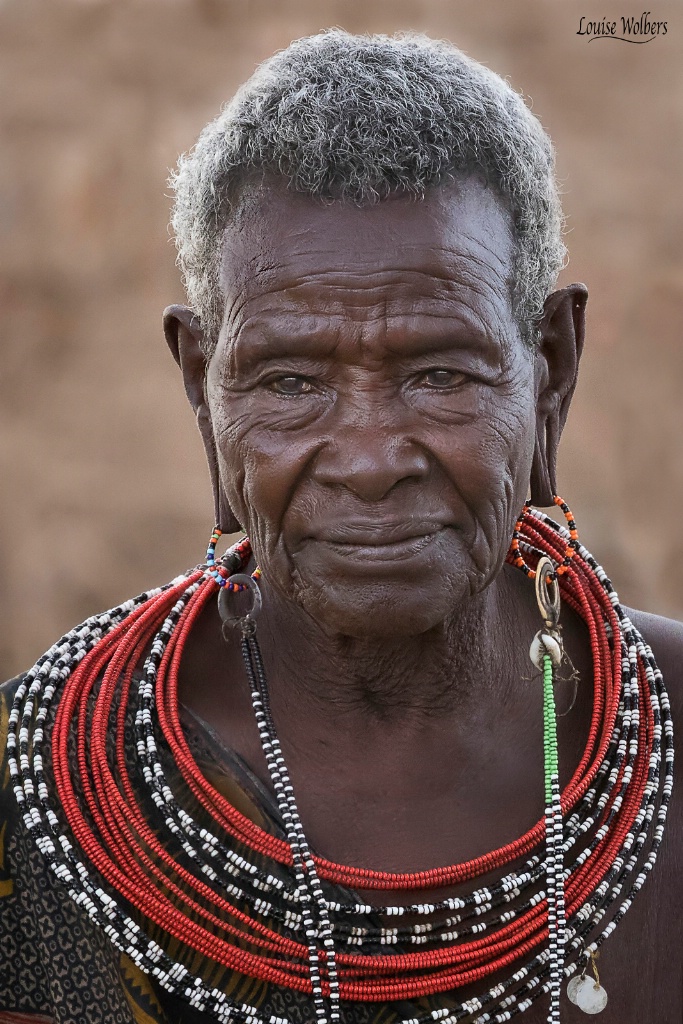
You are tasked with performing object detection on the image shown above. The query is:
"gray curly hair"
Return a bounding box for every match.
[170,29,566,353]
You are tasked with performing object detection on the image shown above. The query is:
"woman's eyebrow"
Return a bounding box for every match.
[231,323,343,367]
[228,323,502,378]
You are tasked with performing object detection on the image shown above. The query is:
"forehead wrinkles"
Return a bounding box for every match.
[215,284,514,385]
[221,243,513,335]
[225,226,510,292]
[214,185,517,372]
[219,304,512,385]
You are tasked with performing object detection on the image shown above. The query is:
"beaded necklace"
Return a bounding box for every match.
[7,507,673,1024]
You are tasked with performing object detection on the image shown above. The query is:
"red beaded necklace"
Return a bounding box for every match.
[9,506,671,1024]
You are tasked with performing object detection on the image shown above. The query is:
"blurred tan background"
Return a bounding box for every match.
[1,0,681,679]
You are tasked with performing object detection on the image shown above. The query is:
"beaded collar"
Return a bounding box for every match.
[7,509,673,1024]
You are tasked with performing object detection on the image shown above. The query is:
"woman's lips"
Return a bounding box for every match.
[312,528,446,562]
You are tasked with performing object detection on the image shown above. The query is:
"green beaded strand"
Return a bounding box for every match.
[543,653,559,802]
[542,649,564,1023]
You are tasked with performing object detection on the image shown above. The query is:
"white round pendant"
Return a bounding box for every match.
[566,975,584,1004]
[574,976,608,1014]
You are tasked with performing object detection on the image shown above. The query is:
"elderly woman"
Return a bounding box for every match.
[1,29,680,1024]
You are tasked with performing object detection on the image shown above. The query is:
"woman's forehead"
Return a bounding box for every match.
[219,180,511,296]
[217,180,516,336]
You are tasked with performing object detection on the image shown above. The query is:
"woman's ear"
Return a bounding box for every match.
[530,283,588,507]
[163,305,242,533]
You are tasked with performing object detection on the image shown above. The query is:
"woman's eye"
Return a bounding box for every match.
[269,376,314,396]
[422,369,465,388]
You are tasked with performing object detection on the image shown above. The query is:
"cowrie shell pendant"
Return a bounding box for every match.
[529,630,563,670]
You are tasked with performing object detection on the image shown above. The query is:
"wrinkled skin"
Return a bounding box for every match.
[211,182,536,641]
[168,179,586,637]
[164,179,682,1023]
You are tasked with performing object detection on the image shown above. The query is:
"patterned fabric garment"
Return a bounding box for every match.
[0,675,440,1024]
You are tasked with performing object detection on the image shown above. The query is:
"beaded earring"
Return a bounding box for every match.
[529,552,567,1022]
[206,526,263,640]
[507,498,578,1019]
[511,497,610,1018]
[509,495,579,579]
[205,526,262,591]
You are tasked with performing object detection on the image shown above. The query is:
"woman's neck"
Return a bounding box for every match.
[253,563,539,728]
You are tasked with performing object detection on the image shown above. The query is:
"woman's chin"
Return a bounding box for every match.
[293,575,469,640]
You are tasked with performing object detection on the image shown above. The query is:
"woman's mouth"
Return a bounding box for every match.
[313,528,447,562]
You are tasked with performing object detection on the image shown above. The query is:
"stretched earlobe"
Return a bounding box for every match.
[530,284,588,507]
[163,305,242,534]
[530,410,559,507]
[196,406,243,534]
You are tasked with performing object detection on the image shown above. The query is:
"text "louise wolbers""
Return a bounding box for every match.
[577,11,668,41]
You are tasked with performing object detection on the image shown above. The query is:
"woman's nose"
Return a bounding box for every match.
[312,420,430,502]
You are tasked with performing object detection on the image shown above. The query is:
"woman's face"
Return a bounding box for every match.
[205,180,538,637]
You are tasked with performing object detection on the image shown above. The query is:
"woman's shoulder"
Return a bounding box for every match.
[0,674,27,815]
[625,605,683,835]
[0,672,28,746]
[623,608,683,735]
[1,672,26,737]
[625,606,683,692]
[1,671,26,696]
